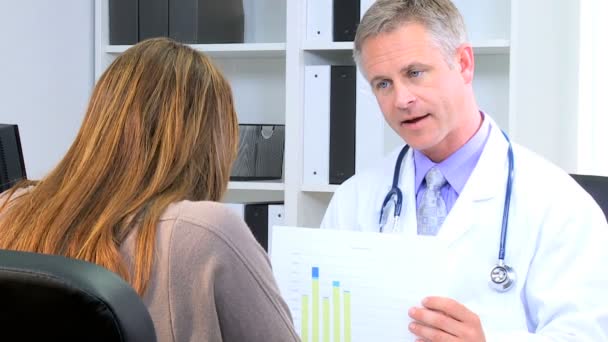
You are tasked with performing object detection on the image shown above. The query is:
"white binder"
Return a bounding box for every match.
[225,202,284,254]
[303,65,331,185]
[355,69,385,173]
[267,204,285,255]
[306,0,333,41]
[354,0,396,173]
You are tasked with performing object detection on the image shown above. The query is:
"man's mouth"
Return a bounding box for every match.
[402,114,430,125]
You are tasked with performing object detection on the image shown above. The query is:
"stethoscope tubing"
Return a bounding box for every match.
[499,131,514,262]
[379,132,515,289]
[378,145,409,232]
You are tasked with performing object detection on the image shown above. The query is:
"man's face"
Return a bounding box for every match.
[361,23,474,161]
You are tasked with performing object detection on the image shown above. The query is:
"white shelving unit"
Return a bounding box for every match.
[228,181,285,191]
[105,43,286,58]
[95,0,581,228]
[95,0,288,207]
[302,40,510,54]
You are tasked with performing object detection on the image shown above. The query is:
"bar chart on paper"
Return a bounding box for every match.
[271,227,442,341]
[300,267,352,342]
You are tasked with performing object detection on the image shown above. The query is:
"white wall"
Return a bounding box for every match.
[0,0,94,179]
[577,0,608,176]
[509,0,580,172]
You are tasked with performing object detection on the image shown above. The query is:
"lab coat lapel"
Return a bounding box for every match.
[437,122,510,246]
[401,147,419,238]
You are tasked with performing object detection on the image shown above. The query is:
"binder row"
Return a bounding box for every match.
[303,63,384,186]
[307,0,375,42]
[303,65,356,186]
[225,203,285,253]
[302,0,386,186]
[109,0,244,45]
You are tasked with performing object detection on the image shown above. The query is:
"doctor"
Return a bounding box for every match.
[321,0,608,340]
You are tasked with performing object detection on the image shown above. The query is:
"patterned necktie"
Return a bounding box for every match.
[417,166,448,235]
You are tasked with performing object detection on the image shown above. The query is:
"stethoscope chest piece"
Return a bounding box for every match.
[489,261,516,292]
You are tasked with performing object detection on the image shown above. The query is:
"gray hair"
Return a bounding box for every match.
[354,0,468,68]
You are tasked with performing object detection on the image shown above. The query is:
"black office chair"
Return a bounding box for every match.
[571,174,608,219]
[0,249,156,342]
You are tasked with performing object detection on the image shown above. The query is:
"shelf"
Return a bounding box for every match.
[105,43,286,58]
[228,180,285,191]
[301,184,340,193]
[302,41,354,51]
[302,40,510,55]
[471,40,510,54]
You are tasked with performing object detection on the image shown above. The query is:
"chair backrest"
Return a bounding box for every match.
[0,249,156,342]
[571,174,608,220]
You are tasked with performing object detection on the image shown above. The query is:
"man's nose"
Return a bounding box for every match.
[394,82,416,109]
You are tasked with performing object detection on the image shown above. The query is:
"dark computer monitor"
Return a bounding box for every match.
[0,124,27,193]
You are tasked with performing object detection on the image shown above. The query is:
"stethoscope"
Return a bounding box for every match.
[378,131,516,292]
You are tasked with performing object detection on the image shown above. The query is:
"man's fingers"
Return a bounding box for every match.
[409,319,455,342]
[409,297,485,341]
[408,306,460,337]
[421,296,476,322]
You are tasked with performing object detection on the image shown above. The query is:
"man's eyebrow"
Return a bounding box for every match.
[369,74,389,85]
[368,62,432,85]
[400,62,431,73]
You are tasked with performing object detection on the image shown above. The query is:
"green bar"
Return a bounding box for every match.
[344,291,351,342]
[302,295,309,342]
[333,283,340,342]
[323,297,330,342]
[312,279,320,342]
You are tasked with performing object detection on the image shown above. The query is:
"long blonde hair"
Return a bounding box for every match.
[0,38,239,295]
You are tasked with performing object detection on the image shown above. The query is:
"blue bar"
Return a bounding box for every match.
[332,281,340,287]
[312,267,319,279]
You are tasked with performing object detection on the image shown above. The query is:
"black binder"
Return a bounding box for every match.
[333,0,360,42]
[243,202,284,251]
[169,0,245,44]
[139,0,169,41]
[109,0,138,45]
[329,66,356,184]
[0,124,27,193]
[244,203,270,251]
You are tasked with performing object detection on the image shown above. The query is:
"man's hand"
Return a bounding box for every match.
[408,296,486,342]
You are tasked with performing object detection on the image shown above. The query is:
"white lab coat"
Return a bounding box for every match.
[321,119,608,340]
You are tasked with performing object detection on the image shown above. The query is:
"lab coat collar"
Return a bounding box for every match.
[465,118,511,201]
[434,117,510,246]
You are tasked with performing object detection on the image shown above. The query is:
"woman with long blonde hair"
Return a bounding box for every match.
[0,38,299,342]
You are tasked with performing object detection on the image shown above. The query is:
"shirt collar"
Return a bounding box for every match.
[413,111,491,194]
